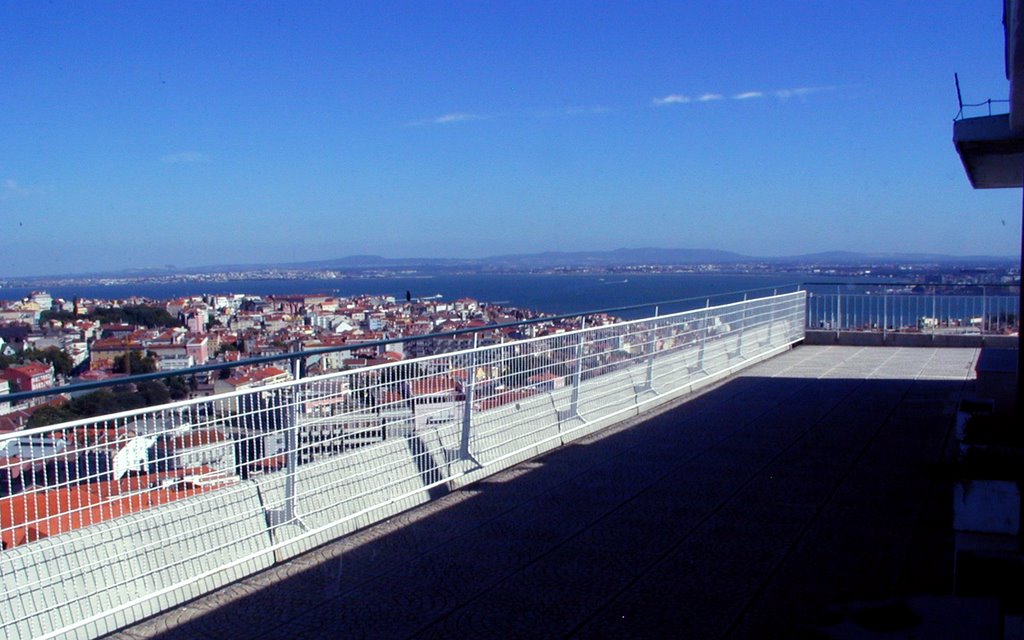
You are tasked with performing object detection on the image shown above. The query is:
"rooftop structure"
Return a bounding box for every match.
[0,284,1019,638]
[116,345,983,638]
[952,0,1024,398]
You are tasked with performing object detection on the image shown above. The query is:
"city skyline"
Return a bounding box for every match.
[2,1,1022,278]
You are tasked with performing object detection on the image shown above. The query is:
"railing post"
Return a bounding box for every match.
[569,318,587,416]
[282,354,302,525]
[882,295,888,341]
[794,288,802,339]
[982,286,987,333]
[644,308,658,391]
[736,293,748,356]
[836,286,842,338]
[805,291,812,330]
[459,334,478,461]
[698,307,709,371]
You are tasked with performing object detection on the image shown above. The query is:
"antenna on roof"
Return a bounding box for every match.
[954,73,964,117]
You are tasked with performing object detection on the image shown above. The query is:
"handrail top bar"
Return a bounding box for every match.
[1,291,809,440]
[805,281,1019,288]
[2,284,805,405]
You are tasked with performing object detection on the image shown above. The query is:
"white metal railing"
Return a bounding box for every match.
[806,290,1019,335]
[0,291,805,639]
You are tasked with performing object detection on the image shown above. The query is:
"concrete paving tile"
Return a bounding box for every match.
[725,584,836,639]
[576,573,753,639]
[572,514,696,560]
[418,586,601,639]
[281,586,393,637]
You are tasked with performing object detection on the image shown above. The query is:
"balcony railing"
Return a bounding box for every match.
[0,290,805,639]
[804,284,1020,336]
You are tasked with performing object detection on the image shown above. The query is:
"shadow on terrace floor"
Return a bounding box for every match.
[114,352,970,639]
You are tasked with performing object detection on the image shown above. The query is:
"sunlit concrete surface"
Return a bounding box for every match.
[112,346,978,639]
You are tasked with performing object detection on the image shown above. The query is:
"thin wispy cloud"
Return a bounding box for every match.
[408,112,487,126]
[1,178,39,200]
[434,112,483,124]
[653,94,690,106]
[4,178,26,196]
[653,85,836,107]
[161,151,209,164]
[774,85,834,99]
[412,105,611,126]
[414,85,838,127]
[561,105,611,115]
[534,105,612,118]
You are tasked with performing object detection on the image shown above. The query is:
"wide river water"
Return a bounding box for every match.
[1,273,841,318]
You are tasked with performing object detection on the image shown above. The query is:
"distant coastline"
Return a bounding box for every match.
[2,247,1017,320]
[0,273,810,319]
[1,268,1016,321]
[2,247,1018,287]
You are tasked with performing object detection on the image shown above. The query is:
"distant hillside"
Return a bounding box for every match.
[291,248,1016,270]
[479,248,751,268]
[9,247,1018,281]
[776,251,1016,265]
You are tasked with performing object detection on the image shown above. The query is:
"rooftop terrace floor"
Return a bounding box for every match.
[115,345,980,639]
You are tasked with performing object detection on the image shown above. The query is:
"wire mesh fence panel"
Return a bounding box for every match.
[805,292,1019,334]
[0,290,805,639]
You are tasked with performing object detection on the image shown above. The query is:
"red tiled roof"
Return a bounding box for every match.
[77,370,126,382]
[476,388,538,411]
[0,468,228,550]
[91,337,131,350]
[226,366,287,387]
[410,376,455,396]
[5,362,51,377]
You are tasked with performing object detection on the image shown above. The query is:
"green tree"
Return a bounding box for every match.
[43,304,183,329]
[92,305,182,328]
[166,376,190,400]
[39,309,76,324]
[380,362,420,387]
[68,390,122,417]
[44,347,74,377]
[26,380,182,428]
[137,380,171,406]
[504,354,549,387]
[112,351,158,374]
[216,343,240,356]
[22,347,74,377]
[26,405,77,428]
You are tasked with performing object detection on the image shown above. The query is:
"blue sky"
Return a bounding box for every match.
[1,1,1020,277]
